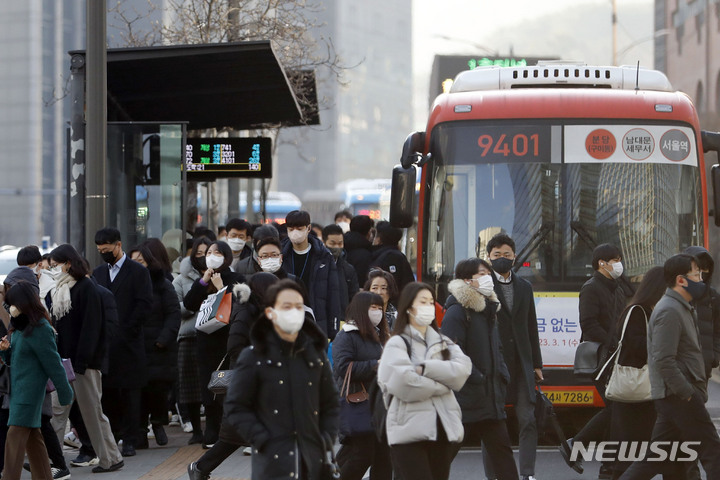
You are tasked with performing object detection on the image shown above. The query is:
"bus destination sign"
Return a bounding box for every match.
[185,137,272,179]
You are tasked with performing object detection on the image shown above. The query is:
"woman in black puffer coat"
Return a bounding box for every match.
[129,244,180,448]
[440,258,518,480]
[332,291,392,480]
[223,280,339,480]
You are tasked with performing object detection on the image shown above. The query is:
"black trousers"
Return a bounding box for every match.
[40,414,67,470]
[465,420,518,480]
[141,380,173,429]
[619,393,720,479]
[196,439,240,473]
[0,407,8,472]
[336,433,392,480]
[69,400,96,458]
[389,423,457,480]
[609,401,656,479]
[102,387,142,447]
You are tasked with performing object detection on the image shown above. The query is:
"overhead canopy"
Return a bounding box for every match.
[71,41,318,130]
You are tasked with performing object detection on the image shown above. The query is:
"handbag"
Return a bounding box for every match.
[46,358,76,393]
[599,306,652,403]
[573,340,604,376]
[338,362,373,437]
[207,354,232,395]
[195,286,231,334]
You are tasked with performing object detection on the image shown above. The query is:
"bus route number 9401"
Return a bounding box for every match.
[477,133,539,158]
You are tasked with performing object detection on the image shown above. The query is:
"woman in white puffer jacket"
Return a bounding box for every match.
[378,282,471,480]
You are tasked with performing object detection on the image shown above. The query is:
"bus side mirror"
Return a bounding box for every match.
[390,164,417,228]
[713,165,720,227]
[400,131,426,169]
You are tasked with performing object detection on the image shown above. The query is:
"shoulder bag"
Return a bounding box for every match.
[573,340,604,376]
[195,286,232,334]
[207,353,232,396]
[338,361,373,437]
[597,305,652,403]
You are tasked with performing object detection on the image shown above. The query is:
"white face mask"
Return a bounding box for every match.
[260,257,282,273]
[227,238,246,252]
[218,236,227,242]
[271,308,305,334]
[337,221,350,233]
[604,261,623,279]
[46,266,63,280]
[205,255,225,270]
[368,309,384,326]
[469,275,495,297]
[9,305,20,318]
[288,229,308,245]
[410,305,435,326]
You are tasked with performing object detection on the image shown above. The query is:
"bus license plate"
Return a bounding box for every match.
[545,390,594,405]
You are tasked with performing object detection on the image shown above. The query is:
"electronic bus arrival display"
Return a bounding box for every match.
[185,137,272,179]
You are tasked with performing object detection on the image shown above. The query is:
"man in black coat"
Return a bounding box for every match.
[369,221,414,292]
[484,233,543,480]
[683,246,720,380]
[343,215,375,286]
[322,224,359,323]
[281,210,341,340]
[92,227,153,458]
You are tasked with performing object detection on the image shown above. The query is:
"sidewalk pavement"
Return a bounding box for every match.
[20,424,252,480]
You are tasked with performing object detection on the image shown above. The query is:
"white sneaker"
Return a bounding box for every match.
[169,414,180,426]
[64,431,81,449]
[183,422,194,433]
[242,446,252,456]
[51,467,71,480]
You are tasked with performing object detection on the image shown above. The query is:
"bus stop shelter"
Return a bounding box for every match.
[68,40,317,258]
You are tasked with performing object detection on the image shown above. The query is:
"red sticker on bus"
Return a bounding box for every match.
[585,129,616,160]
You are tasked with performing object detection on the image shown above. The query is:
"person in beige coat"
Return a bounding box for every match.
[378,282,471,480]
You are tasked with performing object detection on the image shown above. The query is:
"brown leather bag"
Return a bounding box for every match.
[340,362,369,403]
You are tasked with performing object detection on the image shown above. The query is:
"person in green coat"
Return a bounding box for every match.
[0,281,73,480]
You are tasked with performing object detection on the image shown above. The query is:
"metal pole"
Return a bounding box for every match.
[85,0,107,257]
[68,54,86,254]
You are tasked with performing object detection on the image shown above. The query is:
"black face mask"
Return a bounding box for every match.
[491,257,514,275]
[683,278,708,301]
[100,251,117,265]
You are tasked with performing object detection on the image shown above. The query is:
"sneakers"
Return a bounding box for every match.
[22,463,71,479]
[64,431,82,449]
[169,413,181,426]
[183,422,194,433]
[242,446,252,456]
[188,462,210,480]
[70,454,100,467]
[91,460,124,474]
[521,476,537,480]
[52,467,72,480]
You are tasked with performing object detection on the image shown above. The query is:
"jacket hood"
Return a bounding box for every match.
[179,256,201,281]
[249,311,328,356]
[343,231,372,251]
[684,246,714,276]
[446,279,499,313]
[232,283,251,303]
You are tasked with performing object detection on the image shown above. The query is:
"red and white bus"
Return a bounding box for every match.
[390,62,720,425]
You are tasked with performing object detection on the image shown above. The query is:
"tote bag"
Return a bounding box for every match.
[598,305,652,403]
[195,286,231,334]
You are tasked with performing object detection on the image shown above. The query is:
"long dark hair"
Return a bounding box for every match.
[628,266,666,313]
[346,291,388,344]
[5,281,50,337]
[143,238,173,274]
[364,268,399,304]
[49,244,89,281]
[129,244,164,275]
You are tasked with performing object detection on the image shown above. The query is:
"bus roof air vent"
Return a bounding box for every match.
[450,64,673,93]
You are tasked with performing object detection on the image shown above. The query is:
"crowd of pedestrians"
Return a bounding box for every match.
[2,211,720,480]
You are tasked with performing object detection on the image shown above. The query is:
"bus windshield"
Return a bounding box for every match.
[425,120,704,293]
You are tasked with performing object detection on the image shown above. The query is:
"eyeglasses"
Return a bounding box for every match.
[258,253,281,260]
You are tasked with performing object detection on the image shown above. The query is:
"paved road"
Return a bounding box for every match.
[20,377,720,480]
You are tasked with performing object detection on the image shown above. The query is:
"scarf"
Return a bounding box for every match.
[51,272,77,320]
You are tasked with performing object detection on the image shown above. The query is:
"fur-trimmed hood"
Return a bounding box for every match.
[232,282,251,304]
[447,279,499,313]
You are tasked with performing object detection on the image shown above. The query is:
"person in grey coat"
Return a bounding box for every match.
[378,282,471,480]
[620,253,720,479]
